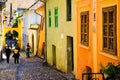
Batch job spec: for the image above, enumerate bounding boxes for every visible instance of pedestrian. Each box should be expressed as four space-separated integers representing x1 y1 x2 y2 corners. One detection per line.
5 45 11 63
13 46 20 64
26 43 31 58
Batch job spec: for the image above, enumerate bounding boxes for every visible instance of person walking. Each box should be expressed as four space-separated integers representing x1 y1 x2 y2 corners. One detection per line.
5 46 11 63
26 43 31 58
13 46 20 64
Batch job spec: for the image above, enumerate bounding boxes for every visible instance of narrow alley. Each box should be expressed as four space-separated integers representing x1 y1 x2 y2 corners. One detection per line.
0 51 74 80
1 0 120 79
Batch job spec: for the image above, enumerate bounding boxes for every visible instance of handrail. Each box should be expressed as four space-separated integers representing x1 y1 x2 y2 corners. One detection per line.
82 72 105 80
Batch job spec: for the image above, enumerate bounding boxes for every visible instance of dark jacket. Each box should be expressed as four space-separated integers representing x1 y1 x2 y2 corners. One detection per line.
5 48 11 56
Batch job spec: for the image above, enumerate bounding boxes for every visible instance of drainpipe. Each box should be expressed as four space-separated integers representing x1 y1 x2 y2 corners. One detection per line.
34 10 42 56
44 1 47 63
34 10 42 17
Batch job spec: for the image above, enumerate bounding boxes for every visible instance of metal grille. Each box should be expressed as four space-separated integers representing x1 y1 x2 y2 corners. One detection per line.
82 73 105 80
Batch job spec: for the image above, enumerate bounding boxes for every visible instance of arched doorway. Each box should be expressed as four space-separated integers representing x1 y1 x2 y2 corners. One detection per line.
5 30 18 49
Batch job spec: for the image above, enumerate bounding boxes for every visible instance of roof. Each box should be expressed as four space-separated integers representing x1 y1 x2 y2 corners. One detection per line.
28 0 44 9
17 0 44 9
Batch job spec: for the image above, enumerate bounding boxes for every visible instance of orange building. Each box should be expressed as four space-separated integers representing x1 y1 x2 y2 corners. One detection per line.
35 5 45 58
76 0 120 79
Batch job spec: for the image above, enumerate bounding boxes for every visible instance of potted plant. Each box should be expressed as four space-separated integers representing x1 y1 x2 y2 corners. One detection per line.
100 62 120 80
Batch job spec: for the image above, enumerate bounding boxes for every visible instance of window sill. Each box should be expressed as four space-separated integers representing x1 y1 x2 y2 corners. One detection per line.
79 44 89 49
99 51 118 60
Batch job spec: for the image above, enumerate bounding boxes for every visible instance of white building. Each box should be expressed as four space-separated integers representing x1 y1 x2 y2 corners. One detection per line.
22 9 41 54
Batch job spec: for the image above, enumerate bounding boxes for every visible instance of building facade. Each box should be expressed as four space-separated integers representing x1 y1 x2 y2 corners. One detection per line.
22 9 41 55
0 1 6 60
46 0 76 73
2 0 23 49
0 2 6 45
75 0 120 79
35 5 45 58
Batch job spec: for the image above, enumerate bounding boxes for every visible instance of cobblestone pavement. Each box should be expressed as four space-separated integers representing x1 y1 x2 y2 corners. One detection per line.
0 52 75 80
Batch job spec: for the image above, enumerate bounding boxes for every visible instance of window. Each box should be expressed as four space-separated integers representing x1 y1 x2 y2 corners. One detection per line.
48 10 51 27
81 11 89 46
54 8 58 27
102 6 117 55
67 0 71 21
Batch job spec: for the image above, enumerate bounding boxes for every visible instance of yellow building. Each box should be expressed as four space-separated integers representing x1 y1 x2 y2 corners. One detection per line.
28 24 39 55
46 0 76 74
3 19 23 49
2 0 22 49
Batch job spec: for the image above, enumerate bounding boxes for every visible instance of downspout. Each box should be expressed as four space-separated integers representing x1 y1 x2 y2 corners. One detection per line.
34 10 42 17
44 1 47 63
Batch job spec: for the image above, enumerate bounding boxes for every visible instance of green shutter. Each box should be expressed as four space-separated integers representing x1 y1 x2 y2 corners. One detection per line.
54 8 58 27
48 10 51 27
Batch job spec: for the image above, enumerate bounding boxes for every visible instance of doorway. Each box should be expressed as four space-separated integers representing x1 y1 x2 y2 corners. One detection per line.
52 45 56 66
32 34 34 53
5 30 18 49
67 36 74 72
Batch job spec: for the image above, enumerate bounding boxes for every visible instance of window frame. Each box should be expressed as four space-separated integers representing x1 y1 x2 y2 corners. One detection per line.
80 11 89 46
66 0 72 21
102 5 117 55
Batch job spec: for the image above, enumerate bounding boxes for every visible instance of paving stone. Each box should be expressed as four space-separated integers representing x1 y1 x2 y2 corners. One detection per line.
0 52 74 80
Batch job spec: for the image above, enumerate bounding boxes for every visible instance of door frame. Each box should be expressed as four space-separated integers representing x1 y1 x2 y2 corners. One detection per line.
67 36 74 73
52 44 56 66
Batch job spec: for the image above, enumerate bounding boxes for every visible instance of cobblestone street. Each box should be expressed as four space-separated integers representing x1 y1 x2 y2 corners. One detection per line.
0 52 75 80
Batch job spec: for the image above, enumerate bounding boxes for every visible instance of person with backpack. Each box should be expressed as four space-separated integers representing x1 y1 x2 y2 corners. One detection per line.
13 46 20 64
26 43 31 58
